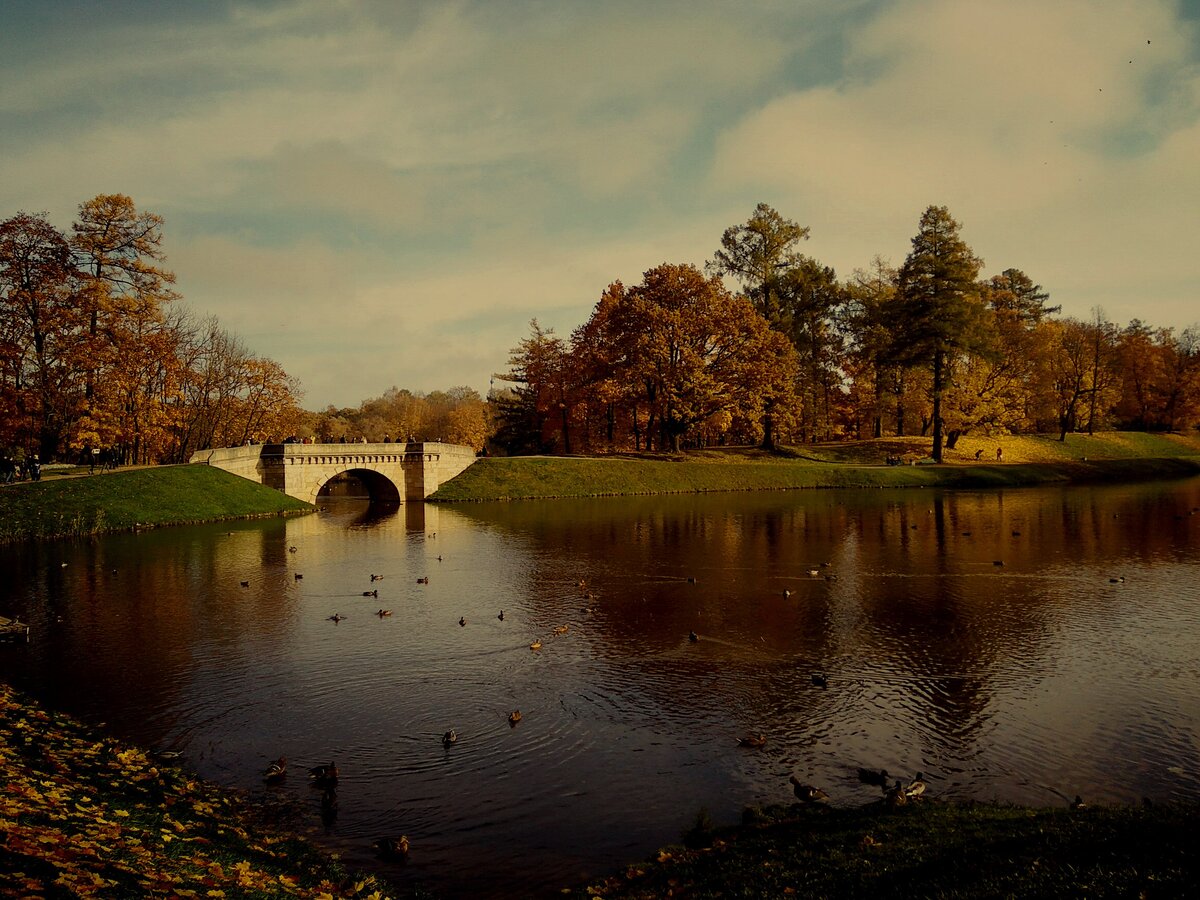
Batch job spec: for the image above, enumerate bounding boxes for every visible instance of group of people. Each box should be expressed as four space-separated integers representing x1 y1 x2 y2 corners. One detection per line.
973 447 1004 461
1 453 40 483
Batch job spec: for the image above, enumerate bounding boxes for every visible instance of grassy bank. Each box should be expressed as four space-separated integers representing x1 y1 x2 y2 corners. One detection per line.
432 432 1200 501
0 465 312 544
570 798 1200 899
0 683 391 898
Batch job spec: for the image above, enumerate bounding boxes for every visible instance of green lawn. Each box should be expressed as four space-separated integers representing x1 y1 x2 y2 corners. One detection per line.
0 465 312 543
432 432 1200 501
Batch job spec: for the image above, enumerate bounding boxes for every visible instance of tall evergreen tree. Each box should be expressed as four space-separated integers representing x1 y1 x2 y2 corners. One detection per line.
889 206 992 462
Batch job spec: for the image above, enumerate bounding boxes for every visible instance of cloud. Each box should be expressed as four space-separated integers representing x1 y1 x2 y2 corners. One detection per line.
710 0 1200 324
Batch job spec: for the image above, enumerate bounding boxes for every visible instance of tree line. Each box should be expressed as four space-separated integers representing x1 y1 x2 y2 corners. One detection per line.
0 195 305 464
492 203 1200 460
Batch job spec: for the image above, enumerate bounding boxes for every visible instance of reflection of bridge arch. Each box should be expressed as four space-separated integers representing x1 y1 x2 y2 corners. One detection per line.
189 442 477 504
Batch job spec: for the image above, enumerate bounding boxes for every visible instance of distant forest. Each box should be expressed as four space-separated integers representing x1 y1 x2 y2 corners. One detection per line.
4 199 1196 464
491 204 1199 461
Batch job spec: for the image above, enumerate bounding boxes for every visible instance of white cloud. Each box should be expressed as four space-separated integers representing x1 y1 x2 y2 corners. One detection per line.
710 0 1200 325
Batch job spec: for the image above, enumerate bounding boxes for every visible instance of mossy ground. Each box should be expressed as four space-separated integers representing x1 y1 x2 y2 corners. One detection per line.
433 432 1200 501
0 683 393 898
0 465 312 543
570 799 1200 899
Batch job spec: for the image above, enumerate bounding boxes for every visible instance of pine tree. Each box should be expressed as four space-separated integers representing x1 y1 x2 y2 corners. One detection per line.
889 206 993 462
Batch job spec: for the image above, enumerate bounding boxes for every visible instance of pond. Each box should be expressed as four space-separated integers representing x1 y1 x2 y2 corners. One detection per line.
2 478 1199 897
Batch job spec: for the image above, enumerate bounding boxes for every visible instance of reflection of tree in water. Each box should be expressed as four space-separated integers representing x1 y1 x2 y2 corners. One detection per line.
448 480 1200 782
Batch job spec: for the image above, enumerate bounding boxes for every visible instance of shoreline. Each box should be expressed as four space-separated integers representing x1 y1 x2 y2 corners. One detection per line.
4 680 1197 899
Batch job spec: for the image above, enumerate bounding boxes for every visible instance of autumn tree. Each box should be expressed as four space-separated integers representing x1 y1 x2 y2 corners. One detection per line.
0 213 89 457
844 258 900 437
70 195 181 460
584 263 799 451
888 206 993 461
777 257 846 441
491 320 572 454
709 202 810 327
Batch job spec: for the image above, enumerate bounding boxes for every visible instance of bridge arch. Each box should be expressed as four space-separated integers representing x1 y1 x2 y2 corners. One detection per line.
315 467 401 504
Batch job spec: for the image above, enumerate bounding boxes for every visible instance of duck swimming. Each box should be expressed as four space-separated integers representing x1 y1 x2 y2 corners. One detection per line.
857 767 889 787
442 730 457 747
374 835 410 859
309 762 338 786
737 733 767 748
263 756 287 783
789 775 829 804
508 710 522 725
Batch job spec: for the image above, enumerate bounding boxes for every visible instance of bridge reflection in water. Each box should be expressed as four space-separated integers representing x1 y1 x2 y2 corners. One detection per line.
188 441 477 503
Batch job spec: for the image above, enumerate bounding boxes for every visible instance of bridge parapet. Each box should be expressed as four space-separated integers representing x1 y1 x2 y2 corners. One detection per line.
189 441 477 503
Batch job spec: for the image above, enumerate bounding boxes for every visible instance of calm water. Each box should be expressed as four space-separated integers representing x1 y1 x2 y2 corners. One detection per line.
2 479 1200 897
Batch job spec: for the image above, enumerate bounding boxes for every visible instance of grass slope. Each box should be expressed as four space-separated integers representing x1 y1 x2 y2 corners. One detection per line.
0 465 312 543
570 800 1200 899
432 432 1200 502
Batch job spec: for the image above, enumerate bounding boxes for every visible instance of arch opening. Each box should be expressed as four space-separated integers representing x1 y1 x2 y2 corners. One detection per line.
317 468 402 505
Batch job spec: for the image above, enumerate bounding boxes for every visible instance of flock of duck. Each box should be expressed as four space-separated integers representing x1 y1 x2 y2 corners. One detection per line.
259 543 555 859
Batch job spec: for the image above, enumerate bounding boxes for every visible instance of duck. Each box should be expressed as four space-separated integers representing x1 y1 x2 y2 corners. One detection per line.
782 589 792 598
370 574 384 582
686 576 697 584
789 775 830 804
857 767 889 788
992 560 1004 567
737 733 767 748
309 761 338 786
497 610 505 621
240 580 250 588
508 710 522 725
1109 576 1125 584
807 569 820 577
811 673 828 688
437 555 443 562
363 589 378 598
459 617 467 627
288 546 298 553
1071 794 1087 810
689 631 699 643
374 835 410 859
417 576 429 585
553 624 569 636
885 779 908 807
442 730 457 747
327 613 346 623
376 609 392 617
294 573 303 580
529 640 542 651
905 772 927 799
263 756 287 783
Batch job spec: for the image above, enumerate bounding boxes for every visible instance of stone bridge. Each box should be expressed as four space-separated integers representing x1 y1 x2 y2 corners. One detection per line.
188 441 478 504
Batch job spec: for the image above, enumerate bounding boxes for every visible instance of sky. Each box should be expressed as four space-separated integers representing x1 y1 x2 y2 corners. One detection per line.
2 0 1198 409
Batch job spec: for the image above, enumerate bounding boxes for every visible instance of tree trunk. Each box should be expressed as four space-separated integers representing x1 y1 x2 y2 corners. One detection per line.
931 351 944 463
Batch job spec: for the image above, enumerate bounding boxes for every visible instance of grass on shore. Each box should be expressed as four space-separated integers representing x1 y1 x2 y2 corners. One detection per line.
570 798 1200 899
0 682 392 899
0 465 312 544
433 432 1200 502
